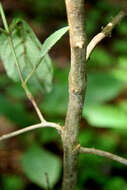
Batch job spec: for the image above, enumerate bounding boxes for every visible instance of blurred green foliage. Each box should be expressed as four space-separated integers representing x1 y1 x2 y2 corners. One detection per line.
2 175 25 190
21 144 61 189
0 0 127 190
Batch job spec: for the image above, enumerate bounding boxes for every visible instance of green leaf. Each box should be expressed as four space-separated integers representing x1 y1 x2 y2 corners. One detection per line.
85 72 123 105
21 144 61 189
0 19 53 92
83 104 127 129
41 82 68 116
41 26 69 58
40 67 68 116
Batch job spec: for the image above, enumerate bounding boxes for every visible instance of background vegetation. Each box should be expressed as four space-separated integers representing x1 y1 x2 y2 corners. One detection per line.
0 0 127 189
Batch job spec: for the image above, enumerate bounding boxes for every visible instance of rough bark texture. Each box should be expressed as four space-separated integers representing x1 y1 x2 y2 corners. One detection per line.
62 0 86 189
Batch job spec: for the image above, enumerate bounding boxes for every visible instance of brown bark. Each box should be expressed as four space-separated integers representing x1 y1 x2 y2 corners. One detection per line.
62 0 86 189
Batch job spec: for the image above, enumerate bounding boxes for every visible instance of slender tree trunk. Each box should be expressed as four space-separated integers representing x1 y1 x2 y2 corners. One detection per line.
62 0 86 189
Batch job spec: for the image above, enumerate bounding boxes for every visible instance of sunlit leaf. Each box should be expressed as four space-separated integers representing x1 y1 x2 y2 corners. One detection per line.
83 104 127 128
41 26 69 58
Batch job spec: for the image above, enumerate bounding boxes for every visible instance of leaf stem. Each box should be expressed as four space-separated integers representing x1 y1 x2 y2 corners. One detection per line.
0 3 9 32
0 2 24 83
24 60 41 84
22 83 46 122
8 36 24 83
24 54 46 85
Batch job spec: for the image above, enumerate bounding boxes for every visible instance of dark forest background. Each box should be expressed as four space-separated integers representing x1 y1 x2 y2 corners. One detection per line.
0 0 127 189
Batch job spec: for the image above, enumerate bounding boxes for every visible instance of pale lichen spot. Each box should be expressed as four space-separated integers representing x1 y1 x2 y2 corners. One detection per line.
76 41 84 48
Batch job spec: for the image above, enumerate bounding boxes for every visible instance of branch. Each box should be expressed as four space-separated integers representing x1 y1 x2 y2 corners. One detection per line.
79 147 127 166
23 85 46 122
0 122 62 141
86 7 127 60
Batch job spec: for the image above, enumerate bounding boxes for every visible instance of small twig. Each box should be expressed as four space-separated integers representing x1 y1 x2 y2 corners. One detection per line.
79 147 127 166
28 94 45 122
0 122 62 141
23 84 45 122
86 7 127 60
45 172 50 190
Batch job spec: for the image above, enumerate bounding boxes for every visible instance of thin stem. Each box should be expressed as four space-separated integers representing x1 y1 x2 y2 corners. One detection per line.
28 94 45 122
79 147 127 166
86 7 127 60
8 37 24 83
0 2 24 83
0 122 62 141
45 173 50 190
22 84 45 122
24 61 40 84
0 3 9 32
